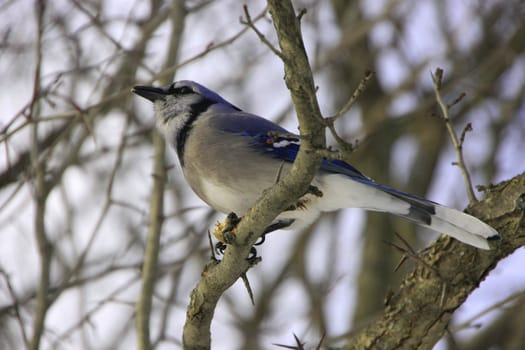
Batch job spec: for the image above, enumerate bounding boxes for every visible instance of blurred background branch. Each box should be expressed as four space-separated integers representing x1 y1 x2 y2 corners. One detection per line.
0 0 524 349
135 2 186 349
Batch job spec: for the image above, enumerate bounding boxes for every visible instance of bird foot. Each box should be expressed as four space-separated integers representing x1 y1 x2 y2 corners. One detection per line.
285 199 308 211
213 212 241 243
214 241 259 260
306 185 323 197
213 216 295 259
283 186 322 212
213 213 259 258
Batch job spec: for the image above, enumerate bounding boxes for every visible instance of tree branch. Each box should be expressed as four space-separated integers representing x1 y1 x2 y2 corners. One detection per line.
29 2 52 350
135 129 166 350
136 1 186 349
182 0 326 348
343 172 525 349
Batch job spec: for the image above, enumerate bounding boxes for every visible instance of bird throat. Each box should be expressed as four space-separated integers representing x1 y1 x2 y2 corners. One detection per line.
176 100 216 165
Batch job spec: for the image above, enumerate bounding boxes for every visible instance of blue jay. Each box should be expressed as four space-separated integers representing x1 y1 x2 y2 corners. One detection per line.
132 80 499 250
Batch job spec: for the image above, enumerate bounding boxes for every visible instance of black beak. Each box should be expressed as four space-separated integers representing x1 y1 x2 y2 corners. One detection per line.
132 85 166 102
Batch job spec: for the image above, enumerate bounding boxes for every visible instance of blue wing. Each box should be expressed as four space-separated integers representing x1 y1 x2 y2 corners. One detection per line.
211 112 368 180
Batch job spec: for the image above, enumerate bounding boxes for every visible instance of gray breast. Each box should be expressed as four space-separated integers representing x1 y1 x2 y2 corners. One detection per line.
180 114 291 214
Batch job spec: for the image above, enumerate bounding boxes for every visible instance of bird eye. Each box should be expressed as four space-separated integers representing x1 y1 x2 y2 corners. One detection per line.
169 85 193 95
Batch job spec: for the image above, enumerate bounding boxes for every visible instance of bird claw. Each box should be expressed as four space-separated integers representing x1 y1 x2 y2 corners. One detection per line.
222 230 237 245
213 213 260 260
248 246 259 260
254 233 266 246
213 212 241 243
212 215 292 260
306 185 323 197
215 241 227 256
214 240 260 260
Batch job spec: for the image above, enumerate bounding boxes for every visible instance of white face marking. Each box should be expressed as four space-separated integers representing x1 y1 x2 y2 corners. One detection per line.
153 99 187 142
154 93 201 138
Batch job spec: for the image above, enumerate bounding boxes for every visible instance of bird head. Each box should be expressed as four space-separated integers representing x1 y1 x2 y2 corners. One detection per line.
132 80 240 139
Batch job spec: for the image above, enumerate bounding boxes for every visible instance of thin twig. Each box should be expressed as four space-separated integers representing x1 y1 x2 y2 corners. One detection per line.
451 290 525 332
388 233 449 307
323 71 372 153
0 270 29 347
273 333 306 349
241 5 284 59
326 122 358 153
241 273 256 306
431 68 477 204
52 274 139 347
388 232 441 279
447 91 466 109
207 230 217 260
327 70 374 123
